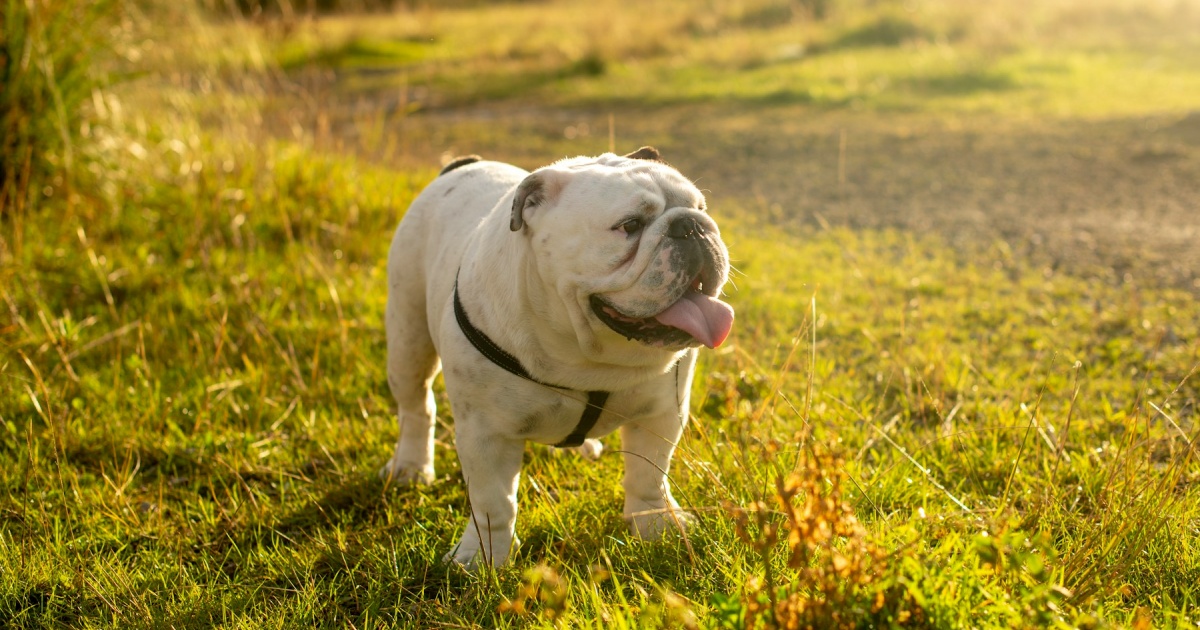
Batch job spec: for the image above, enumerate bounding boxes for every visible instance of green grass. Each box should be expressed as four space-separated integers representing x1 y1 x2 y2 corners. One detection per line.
2 0 1200 627
237 0 1200 117
4 148 1198 625
1 0 115 228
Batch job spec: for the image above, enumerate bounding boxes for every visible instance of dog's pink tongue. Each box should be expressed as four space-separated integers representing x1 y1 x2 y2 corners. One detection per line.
653 293 735 348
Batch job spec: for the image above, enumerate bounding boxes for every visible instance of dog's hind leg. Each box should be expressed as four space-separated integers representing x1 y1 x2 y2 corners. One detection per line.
576 438 604 460
380 288 441 485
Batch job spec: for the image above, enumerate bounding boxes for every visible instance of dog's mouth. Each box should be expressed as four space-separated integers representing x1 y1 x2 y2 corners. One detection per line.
591 278 734 349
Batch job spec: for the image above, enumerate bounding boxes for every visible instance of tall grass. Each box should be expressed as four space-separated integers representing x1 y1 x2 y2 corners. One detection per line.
0 0 115 238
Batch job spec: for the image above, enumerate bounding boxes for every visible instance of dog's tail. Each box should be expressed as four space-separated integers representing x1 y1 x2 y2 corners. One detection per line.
439 155 483 176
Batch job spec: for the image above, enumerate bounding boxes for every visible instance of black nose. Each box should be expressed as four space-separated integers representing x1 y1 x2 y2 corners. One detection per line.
667 216 704 240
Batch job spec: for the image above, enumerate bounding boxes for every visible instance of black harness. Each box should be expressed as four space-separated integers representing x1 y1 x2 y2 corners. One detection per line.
453 278 609 448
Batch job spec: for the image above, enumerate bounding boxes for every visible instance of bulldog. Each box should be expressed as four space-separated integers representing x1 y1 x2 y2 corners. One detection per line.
381 147 733 567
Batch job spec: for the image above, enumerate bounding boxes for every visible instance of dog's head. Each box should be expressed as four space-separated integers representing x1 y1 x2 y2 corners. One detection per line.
510 147 733 359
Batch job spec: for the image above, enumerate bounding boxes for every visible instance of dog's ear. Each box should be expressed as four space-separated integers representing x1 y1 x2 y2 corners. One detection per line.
510 172 558 231
439 154 482 176
624 146 662 161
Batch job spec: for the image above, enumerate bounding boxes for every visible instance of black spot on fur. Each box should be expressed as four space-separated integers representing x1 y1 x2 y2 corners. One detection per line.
632 400 657 417
439 155 483 176
518 414 540 435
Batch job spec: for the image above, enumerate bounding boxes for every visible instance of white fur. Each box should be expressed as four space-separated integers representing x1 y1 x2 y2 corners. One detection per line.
381 153 726 568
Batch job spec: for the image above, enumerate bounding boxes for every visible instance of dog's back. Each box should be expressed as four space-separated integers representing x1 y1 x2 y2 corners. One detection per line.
389 159 527 283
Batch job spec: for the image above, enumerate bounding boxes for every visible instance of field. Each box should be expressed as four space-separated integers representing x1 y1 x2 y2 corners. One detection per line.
2 0 1199 627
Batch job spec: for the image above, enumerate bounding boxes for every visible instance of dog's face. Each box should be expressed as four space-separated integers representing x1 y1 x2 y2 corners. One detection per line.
511 149 733 359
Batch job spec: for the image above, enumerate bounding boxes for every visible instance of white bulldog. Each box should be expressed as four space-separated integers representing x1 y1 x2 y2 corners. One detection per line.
381 147 733 568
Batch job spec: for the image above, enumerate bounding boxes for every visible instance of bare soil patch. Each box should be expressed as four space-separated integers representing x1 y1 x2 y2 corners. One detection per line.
270 80 1200 290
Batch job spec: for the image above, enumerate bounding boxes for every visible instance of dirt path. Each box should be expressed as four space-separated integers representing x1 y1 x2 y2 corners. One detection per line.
276 85 1200 290
665 107 1200 290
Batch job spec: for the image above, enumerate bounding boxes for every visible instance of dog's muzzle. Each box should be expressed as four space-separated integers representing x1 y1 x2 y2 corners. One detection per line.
592 213 733 349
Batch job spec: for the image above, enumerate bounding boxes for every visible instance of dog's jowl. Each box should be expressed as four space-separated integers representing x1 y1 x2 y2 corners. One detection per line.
382 147 733 568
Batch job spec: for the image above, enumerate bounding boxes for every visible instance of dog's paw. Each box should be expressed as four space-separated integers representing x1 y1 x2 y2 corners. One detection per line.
576 438 603 460
443 534 520 569
549 438 604 460
378 459 434 485
626 506 695 540
443 541 480 570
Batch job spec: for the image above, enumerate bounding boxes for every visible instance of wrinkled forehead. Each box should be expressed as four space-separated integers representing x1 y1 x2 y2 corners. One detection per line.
644 167 705 210
559 158 705 210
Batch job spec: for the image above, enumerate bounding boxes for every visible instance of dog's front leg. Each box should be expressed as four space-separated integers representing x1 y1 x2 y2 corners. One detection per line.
620 413 694 539
622 353 697 539
445 424 524 568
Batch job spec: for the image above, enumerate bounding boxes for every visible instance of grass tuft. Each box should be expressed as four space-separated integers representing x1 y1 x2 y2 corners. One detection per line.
0 0 116 235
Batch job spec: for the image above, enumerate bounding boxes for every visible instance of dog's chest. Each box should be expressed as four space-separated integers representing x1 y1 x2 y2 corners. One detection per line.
505 382 678 444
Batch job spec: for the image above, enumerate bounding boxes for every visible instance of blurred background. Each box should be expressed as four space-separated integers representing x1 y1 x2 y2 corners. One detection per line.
7 0 1200 288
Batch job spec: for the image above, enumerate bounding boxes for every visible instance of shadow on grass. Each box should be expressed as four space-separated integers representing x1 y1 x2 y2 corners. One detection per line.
828 13 932 49
901 68 1019 96
218 472 406 559
0 583 106 629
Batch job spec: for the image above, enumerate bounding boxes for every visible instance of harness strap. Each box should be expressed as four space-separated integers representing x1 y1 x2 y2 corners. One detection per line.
558 390 610 449
453 276 609 448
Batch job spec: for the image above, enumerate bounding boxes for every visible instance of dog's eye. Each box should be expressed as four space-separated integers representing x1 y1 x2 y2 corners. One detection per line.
615 217 644 236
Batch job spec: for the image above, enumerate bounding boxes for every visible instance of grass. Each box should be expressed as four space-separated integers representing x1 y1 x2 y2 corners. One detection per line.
1 0 115 240
241 0 1200 116
2 0 1199 627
